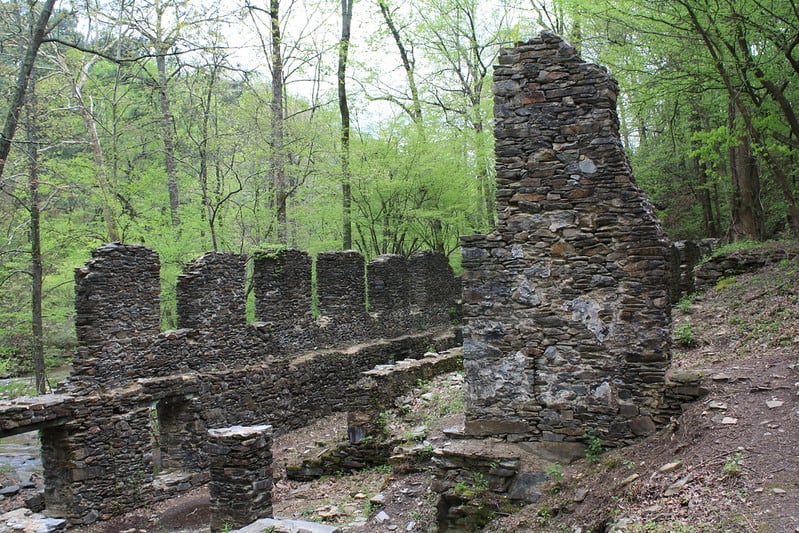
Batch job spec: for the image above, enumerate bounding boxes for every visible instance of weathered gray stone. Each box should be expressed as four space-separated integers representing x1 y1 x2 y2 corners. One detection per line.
461 32 671 446
0 242 462 527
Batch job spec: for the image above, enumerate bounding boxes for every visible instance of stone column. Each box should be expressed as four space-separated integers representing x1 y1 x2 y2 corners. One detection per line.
252 249 313 324
207 425 274 532
316 250 367 320
176 252 247 330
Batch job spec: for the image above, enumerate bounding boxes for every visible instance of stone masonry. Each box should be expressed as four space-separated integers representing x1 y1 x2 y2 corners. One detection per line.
0 243 461 526
461 33 672 446
207 425 273 532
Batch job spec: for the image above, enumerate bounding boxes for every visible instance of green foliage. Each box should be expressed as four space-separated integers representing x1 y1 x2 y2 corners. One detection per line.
545 462 563 483
723 452 743 478
584 433 604 463
374 410 391 435
674 320 696 347
710 240 763 258
715 277 737 291
454 472 489 498
676 294 696 314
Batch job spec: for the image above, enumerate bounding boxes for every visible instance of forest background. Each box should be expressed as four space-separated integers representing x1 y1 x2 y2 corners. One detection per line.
0 0 797 390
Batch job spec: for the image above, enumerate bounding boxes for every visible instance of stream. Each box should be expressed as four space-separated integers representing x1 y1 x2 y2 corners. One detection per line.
0 368 71 485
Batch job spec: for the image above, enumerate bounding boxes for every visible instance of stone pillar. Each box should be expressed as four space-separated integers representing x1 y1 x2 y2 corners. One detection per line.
408 250 460 324
74 243 160 347
461 32 671 445
207 425 273 533
177 252 247 330
367 254 409 319
316 250 366 320
252 249 313 324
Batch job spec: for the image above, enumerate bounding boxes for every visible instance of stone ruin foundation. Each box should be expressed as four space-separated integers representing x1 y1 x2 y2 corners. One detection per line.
428 31 679 531
0 32 712 533
0 244 461 528
461 32 672 449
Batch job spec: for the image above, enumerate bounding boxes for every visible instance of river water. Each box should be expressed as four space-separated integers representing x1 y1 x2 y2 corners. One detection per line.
0 369 71 484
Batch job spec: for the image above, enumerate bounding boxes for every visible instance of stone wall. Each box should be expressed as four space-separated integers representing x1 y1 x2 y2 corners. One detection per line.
74 243 160 348
0 243 461 526
253 249 313 325
461 32 672 446
693 241 799 290
207 425 273 532
177 252 248 329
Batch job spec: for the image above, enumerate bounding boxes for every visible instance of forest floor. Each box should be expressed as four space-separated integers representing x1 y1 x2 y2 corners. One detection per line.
3 257 799 533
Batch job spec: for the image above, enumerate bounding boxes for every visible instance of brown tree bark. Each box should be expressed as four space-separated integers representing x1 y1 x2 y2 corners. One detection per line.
727 104 763 241
270 0 288 243
25 79 46 395
156 50 181 228
339 0 354 250
0 0 57 181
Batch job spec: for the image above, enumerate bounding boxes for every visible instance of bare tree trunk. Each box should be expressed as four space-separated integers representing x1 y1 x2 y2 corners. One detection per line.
270 0 288 243
198 64 218 250
69 58 120 241
339 0 354 250
156 51 180 228
378 0 422 125
728 103 763 241
0 0 57 181
25 79 46 395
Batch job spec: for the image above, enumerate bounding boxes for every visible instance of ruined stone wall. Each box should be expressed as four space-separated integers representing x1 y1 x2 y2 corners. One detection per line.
461 33 672 446
177 252 248 329
74 243 160 348
1 243 461 526
253 249 313 325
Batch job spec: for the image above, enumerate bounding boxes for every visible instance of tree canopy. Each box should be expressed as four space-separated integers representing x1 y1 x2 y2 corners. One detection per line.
0 0 797 381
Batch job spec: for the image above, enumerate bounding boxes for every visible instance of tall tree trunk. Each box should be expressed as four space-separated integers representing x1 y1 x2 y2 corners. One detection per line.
70 58 120 241
25 80 46 395
198 65 218 250
156 52 180 228
378 0 422 125
727 103 763 241
693 156 718 237
339 0 354 250
0 0 57 181
270 0 288 243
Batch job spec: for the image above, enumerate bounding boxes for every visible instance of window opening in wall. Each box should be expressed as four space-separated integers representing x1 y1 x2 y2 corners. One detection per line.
152 396 191 475
40 427 69 515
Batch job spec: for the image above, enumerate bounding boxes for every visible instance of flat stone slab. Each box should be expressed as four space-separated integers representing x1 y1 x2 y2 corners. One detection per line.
232 517 338 533
0 508 66 532
208 424 273 438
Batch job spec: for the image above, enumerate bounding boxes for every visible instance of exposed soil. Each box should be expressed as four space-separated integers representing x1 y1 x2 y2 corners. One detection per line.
5 258 799 533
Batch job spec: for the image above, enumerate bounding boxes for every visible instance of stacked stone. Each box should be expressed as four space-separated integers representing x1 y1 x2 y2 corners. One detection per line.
693 242 798 290
177 252 247 330
252 249 313 324
315 250 369 343
207 425 273 533
41 399 155 525
74 243 160 348
669 241 702 303
14 241 463 528
367 254 410 334
461 32 672 446
408 251 460 325
347 348 462 444
661 368 709 418
431 444 537 531
0 394 72 438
